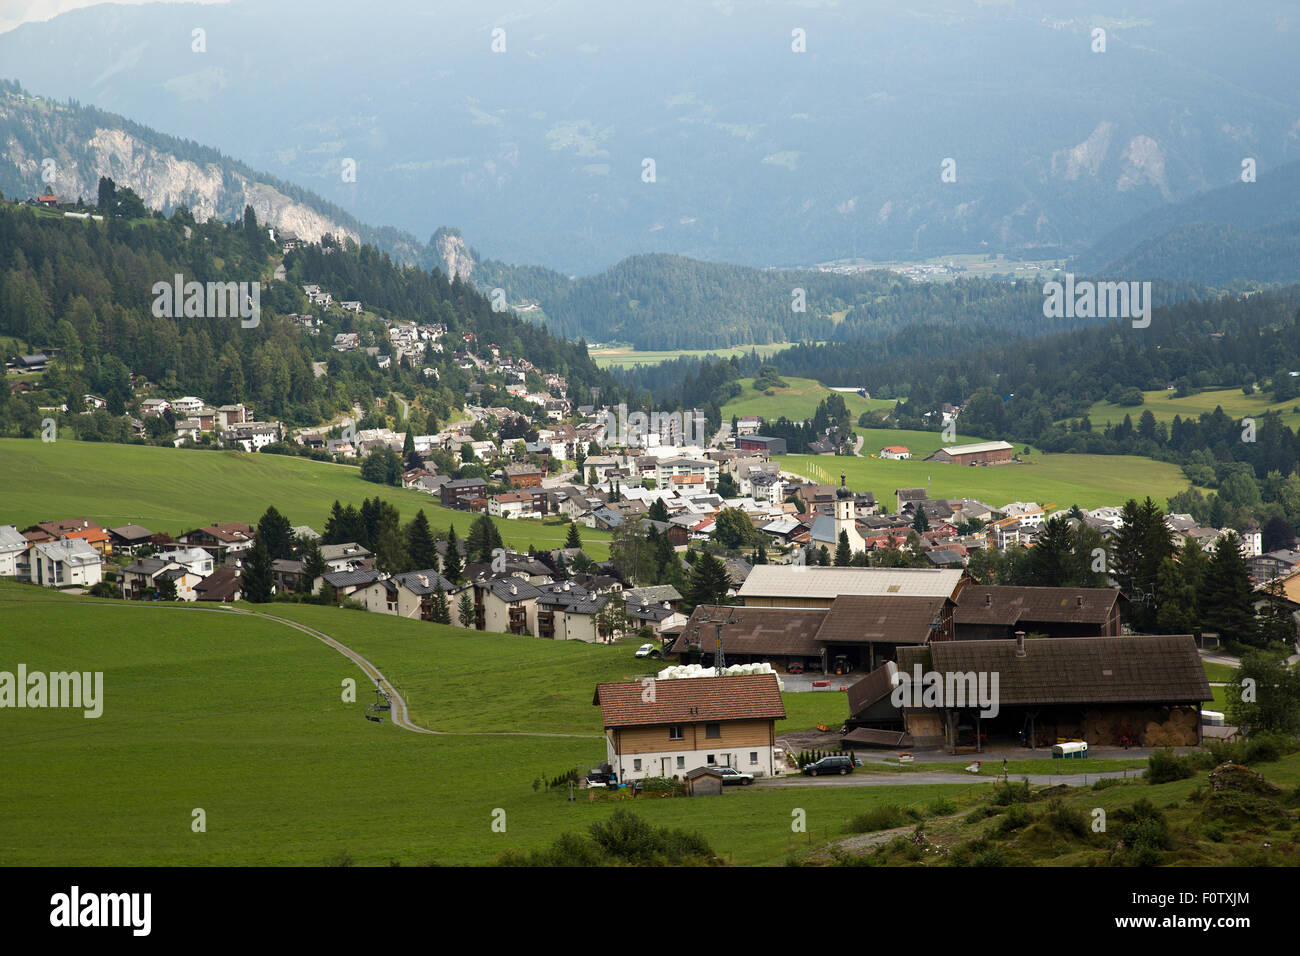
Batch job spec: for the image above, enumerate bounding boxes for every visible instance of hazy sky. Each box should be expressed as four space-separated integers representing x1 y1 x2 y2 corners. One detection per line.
0 0 228 35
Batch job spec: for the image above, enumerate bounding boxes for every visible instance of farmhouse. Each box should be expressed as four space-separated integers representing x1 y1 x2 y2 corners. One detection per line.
897 634 1212 753
593 674 786 782
924 440 1015 466
954 585 1124 640
504 463 544 488
737 565 965 609
879 445 911 460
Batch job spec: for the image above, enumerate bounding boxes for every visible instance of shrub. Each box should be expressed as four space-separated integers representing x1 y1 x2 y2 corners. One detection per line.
996 803 1032 835
847 805 909 833
1146 749 1194 784
990 780 1031 806
1201 823 1226 843
973 845 1007 867
1043 799 1090 838
926 798 958 816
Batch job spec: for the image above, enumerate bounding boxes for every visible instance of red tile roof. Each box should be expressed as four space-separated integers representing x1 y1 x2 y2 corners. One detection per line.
594 674 785 728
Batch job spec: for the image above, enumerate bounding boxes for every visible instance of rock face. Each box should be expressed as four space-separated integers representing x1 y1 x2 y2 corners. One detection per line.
0 89 357 245
433 229 475 282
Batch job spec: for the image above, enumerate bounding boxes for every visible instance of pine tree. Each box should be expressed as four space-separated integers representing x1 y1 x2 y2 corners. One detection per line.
1202 531 1260 647
242 537 274 603
565 523 582 549
817 545 831 566
754 542 768 565
257 505 294 560
648 498 669 522
300 538 325 593
686 550 731 610
156 574 177 602
912 507 929 533
406 509 438 570
431 584 451 624
834 530 852 566
442 525 463 583
456 591 476 629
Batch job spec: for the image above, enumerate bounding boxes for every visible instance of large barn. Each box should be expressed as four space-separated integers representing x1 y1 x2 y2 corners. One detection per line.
924 440 1014 466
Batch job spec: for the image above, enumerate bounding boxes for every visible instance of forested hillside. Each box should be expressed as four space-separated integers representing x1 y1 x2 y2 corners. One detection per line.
0 196 616 438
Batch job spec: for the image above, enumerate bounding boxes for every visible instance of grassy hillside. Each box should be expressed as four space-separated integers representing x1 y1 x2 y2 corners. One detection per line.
1081 388 1300 431
0 583 953 866
0 438 610 558
721 377 894 423
779 439 1190 511
591 343 797 370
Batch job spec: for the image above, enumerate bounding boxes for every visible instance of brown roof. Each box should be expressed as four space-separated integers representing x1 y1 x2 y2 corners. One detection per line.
194 567 243 601
846 662 900 715
816 594 950 645
843 727 912 748
594 674 786 728
897 635 1211 706
670 605 826 658
955 585 1120 627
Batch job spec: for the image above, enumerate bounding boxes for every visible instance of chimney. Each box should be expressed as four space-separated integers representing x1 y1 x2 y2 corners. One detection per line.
1076 595 1083 608
984 593 991 607
1015 630 1026 657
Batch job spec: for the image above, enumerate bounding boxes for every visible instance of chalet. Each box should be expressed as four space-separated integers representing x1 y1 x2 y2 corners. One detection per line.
312 568 385 599
319 542 373 573
178 523 256 560
475 576 543 634
593 674 787 782
10 354 49 373
536 583 612 643
357 569 457 620
924 440 1015 467
121 558 203 601
271 559 305 594
25 519 113 555
194 567 243 602
489 491 537 518
897 634 1212 752
953 586 1123 640
504 463 544 488
109 525 156 554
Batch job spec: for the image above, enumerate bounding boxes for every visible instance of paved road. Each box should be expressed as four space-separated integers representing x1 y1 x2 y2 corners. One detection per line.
756 768 1142 788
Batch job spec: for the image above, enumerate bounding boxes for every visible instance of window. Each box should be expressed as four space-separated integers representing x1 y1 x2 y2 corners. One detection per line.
668 725 684 740
750 751 759 765
706 754 716 765
633 759 642 772
675 756 685 769
705 723 720 739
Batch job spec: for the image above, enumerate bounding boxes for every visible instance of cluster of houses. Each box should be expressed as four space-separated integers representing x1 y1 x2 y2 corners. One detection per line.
593 564 1221 783
136 397 283 452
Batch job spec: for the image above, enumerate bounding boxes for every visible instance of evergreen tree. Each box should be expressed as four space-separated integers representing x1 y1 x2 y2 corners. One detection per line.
817 545 831 566
257 505 294 560
754 542 768 565
406 509 438 570
1202 531 1260 647
1257 578 1298 646
911 507 929 533
686 549 731 610
156 574 177 602
1023 516 1074 587
648 498 669 522
456 591 476 629
442 525 463 583
242 538 275 603
301 538 325 593
834 530 852 566
431 583 451 624
565 523 582 549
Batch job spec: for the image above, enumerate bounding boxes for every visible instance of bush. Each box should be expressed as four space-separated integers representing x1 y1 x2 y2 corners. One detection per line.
1146 749 1195 784
847 805 909 833
926 798 958 816
995 803 1032 835
990 780 1032 806
973 845 1007 867
1043 799 1090 838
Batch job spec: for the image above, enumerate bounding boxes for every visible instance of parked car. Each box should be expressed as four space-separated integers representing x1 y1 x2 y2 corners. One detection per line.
586 764 617 787
787 661 804 674
802 755 853 776
715 767 754 786
634 643 656 658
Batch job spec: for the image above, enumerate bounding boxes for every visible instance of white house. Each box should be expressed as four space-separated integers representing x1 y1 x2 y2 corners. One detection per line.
0 525 28 577
30 538 103 589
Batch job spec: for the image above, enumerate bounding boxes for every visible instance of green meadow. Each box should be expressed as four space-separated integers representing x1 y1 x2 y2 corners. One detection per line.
590 342 798 369
0 583 964 866
1081 387 1300 431
721 376 893 423
779 432 1190 511
0 437 609 558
